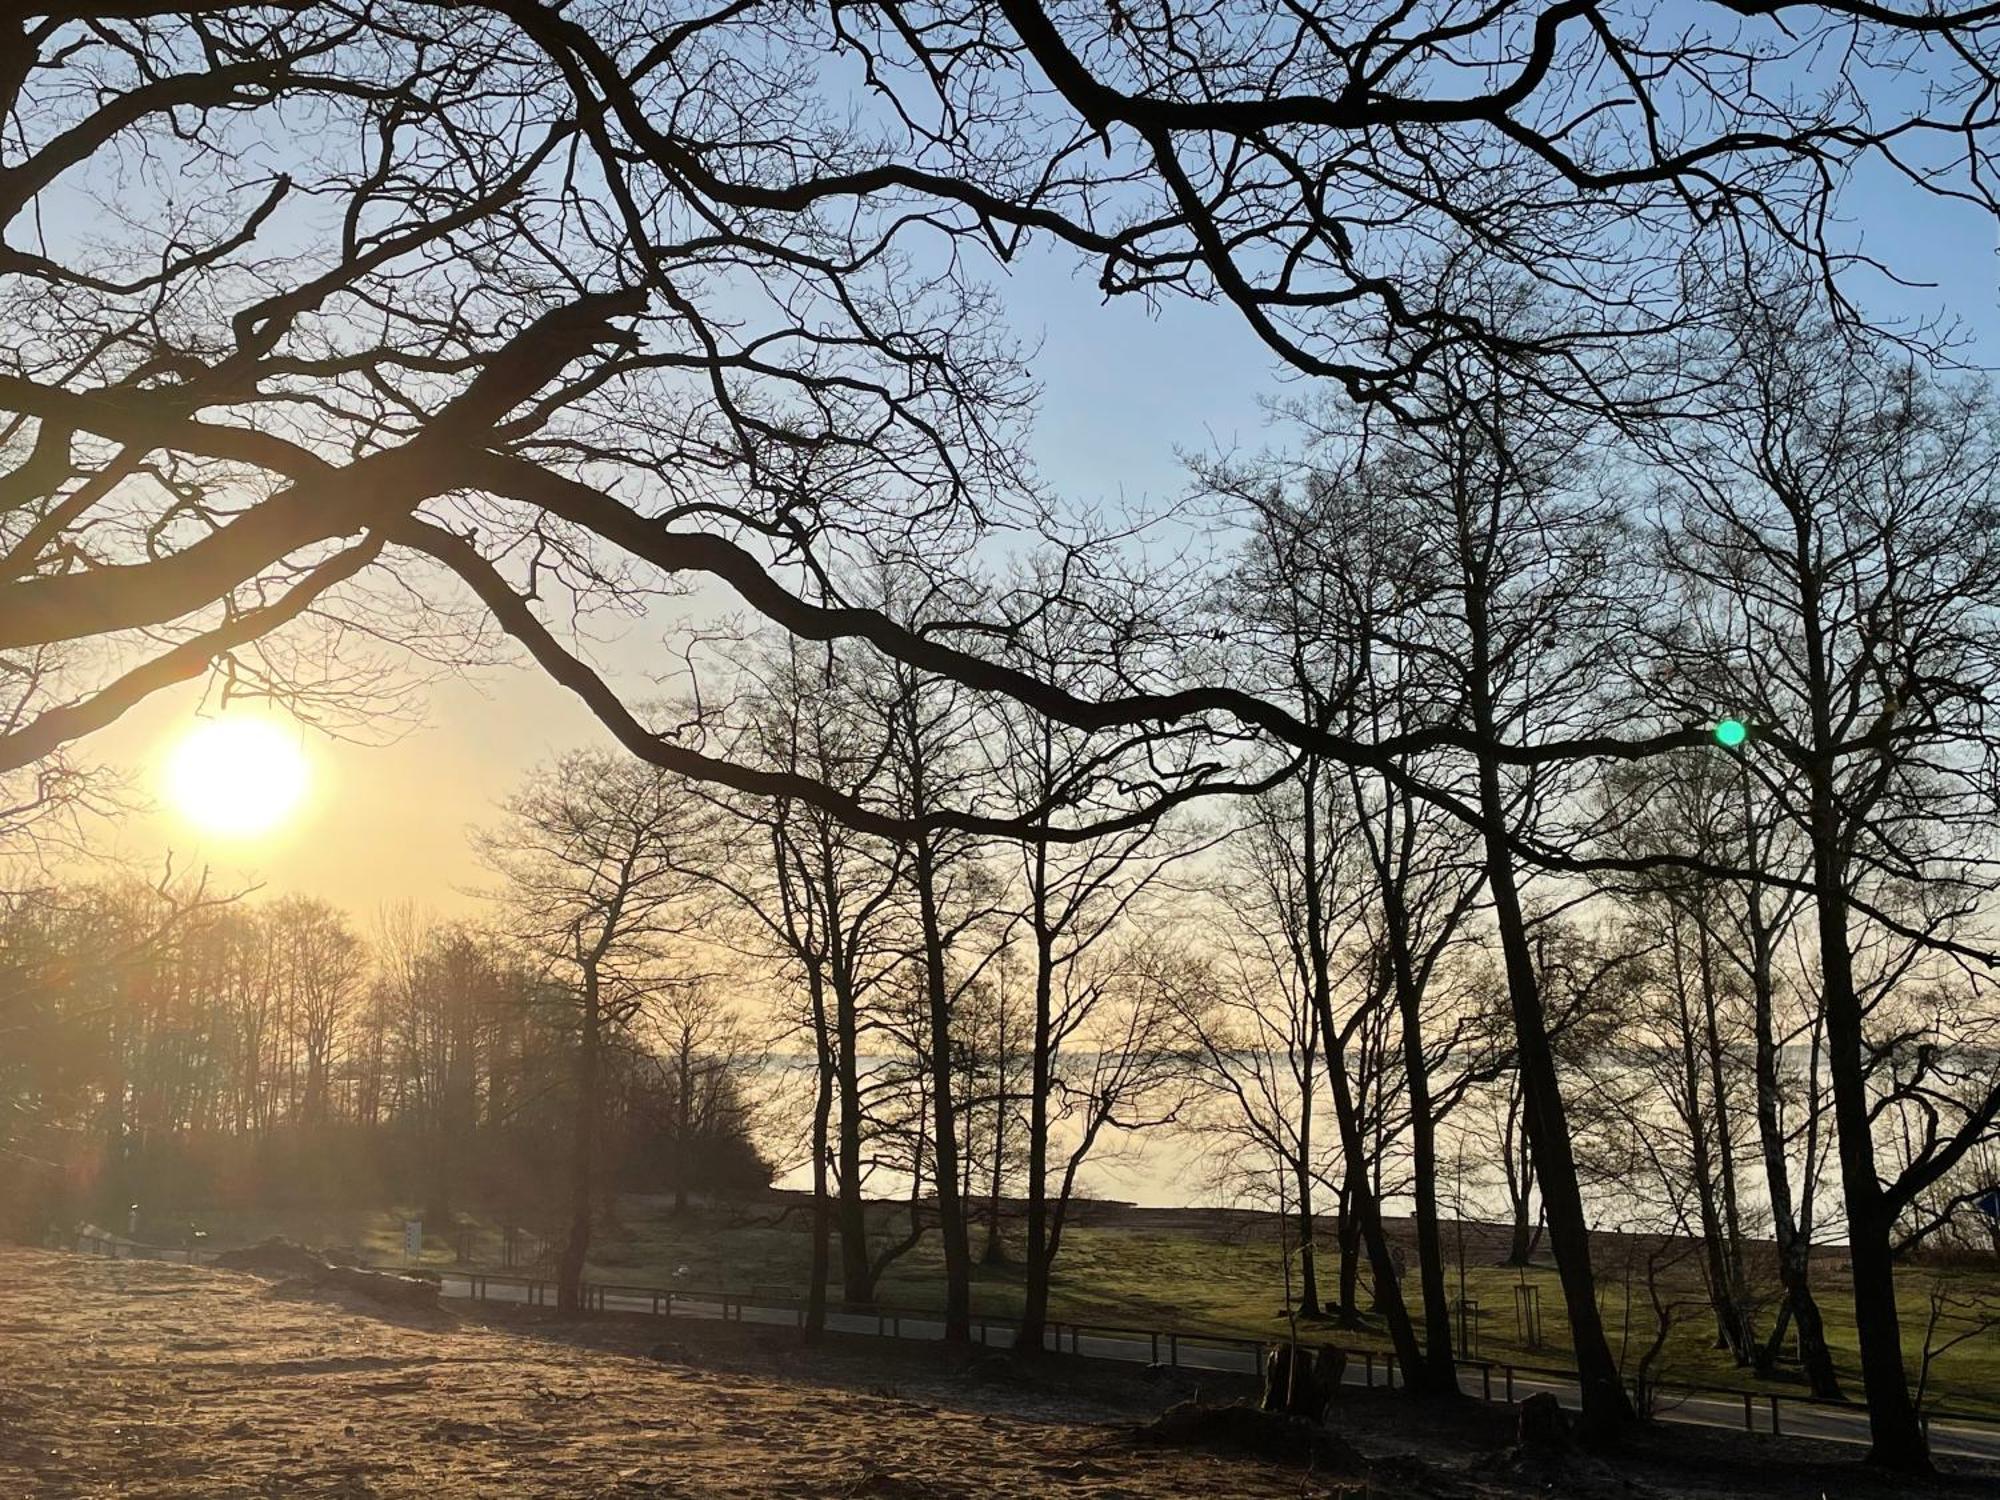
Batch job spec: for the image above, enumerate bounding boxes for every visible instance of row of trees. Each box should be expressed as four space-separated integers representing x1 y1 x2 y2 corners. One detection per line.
0 881 767 1248
526 296 1996 1472
1172 299 2000 1452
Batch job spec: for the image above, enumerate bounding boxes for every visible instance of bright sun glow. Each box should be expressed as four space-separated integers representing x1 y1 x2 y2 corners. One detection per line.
165 716 310 837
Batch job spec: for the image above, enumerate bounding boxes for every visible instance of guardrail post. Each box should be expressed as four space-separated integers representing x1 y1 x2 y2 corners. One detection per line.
1505 1366 1514 1403
1769 1395 1780 1437
1481 1365 1491 1402
1364 1352 1374 1388
1743 1393 1754 1434
1169 1332 1178 1368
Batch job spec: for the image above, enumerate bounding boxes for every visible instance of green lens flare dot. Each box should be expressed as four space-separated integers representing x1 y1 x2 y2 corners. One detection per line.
1713 718 1748 748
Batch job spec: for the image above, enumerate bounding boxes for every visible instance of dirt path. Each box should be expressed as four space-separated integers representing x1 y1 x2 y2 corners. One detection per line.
0 1249 1347 1498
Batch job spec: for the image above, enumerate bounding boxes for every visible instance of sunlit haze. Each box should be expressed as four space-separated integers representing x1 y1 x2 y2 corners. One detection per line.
163 715 310 838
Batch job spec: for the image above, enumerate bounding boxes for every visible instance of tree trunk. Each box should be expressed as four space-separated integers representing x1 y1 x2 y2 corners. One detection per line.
826 917 872 1305
1334 1164 1363 1328
674 1038 693 1216
1460 538 1629 1438
1693 914 1755 1361
1293 1156 1321 1318
1743 810 1843 1398
1320 1026 1428 1386
1386 885 1457 1394
1506 1194 1535 1266
983 1000 1009 1266
806 964 833 1340
1501 1082 1539 1267
1761 1243 1841 1397
557 968 599 1314
914 836 972 1342
1017 912 1055 1356
1481 832 1630 1439
1790 525 1926 1468
1671 929 1746 1360
1814 791 1927 1469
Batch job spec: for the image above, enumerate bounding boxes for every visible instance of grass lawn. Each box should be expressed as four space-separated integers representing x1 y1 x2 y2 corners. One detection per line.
158 1192 2000 1420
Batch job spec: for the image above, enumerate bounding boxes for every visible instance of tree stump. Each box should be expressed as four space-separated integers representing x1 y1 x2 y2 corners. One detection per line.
1517 1391 1571 1450
1260 1343 1346 1421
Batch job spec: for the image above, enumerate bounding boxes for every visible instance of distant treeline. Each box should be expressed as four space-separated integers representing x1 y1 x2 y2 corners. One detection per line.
0 882 769 1239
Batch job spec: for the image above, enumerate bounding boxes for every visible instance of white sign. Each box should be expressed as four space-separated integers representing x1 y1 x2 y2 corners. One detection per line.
403 1218 422 1262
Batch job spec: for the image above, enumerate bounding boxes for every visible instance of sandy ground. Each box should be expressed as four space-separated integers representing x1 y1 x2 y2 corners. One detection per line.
0 1249 1350 1498
1 1246 1995 1499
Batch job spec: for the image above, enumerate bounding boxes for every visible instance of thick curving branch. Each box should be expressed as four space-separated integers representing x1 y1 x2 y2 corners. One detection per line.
0 534 383 774
394 514 1292 844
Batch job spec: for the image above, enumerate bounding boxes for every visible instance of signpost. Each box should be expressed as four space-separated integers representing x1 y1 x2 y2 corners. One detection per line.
403 1218 422 1265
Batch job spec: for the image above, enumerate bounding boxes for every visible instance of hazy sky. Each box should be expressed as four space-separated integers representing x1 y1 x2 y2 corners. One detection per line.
80 143 2000 919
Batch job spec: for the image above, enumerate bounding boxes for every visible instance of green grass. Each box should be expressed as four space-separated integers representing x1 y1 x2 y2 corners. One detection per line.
162 1194 2000 1420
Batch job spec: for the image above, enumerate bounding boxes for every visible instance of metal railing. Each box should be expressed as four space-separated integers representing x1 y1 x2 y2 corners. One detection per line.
430 1266 2000 1447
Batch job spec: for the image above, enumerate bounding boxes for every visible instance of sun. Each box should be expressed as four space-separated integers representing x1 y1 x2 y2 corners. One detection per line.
164 716 310 837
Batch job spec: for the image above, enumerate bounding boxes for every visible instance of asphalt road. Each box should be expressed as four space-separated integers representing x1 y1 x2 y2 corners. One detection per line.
434 1274 2000 1463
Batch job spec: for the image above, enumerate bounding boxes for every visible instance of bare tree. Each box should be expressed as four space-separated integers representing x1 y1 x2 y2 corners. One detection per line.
699 636 920 1316
983 559 1196 1355
649 979 758 1216
269 895 366 1128
1645 303 2000 1468
370 904 488 1227
477 751 714 1311
869 612 1008 1343
1176 903 1334 1318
